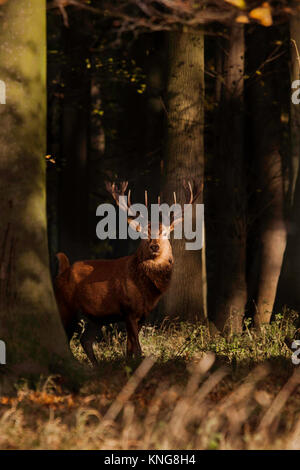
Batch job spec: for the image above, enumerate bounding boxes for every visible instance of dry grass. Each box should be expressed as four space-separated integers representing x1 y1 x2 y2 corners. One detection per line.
0 314 300 450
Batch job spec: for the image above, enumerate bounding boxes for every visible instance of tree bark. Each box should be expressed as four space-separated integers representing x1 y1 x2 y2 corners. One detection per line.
290 16 300 205
276 17 300 311
255 152 286 325
214 24 247 334
0 0 72 377
248 26 287 326
59 12 91 262
162 31 205 322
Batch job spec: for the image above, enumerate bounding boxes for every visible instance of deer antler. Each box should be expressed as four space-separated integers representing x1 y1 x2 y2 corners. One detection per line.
170 180 203 230
105 181 151 231
105 181 134 216
183 179 203 205
105 180 202 233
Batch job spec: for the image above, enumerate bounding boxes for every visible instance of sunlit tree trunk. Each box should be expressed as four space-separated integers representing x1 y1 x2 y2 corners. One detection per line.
255 154 286 326
214 24 247 334
248 27 287 326
0 0 72 377
162 30 206 322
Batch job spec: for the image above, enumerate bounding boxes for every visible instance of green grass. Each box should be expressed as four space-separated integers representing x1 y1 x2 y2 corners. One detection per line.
72 309 298 366
0 310 300 450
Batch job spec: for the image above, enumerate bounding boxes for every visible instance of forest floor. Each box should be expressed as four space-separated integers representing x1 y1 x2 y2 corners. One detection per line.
1 311 300 450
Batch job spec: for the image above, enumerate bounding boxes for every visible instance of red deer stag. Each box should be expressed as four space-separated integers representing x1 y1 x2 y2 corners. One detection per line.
55 181 200 366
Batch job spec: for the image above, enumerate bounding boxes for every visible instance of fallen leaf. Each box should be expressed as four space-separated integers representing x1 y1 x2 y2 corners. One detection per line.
0 397 10 405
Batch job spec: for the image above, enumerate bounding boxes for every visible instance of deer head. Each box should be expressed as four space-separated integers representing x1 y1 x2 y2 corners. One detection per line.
105 180 202 261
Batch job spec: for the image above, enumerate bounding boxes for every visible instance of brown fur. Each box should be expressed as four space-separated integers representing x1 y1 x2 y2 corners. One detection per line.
55 235 174 365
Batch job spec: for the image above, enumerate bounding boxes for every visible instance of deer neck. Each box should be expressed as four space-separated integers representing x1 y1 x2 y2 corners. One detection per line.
134 245 174 292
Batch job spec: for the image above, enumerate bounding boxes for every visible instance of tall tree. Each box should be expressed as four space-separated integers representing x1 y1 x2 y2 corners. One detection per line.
59 11 91 262
248 26 287 326
277 16 300 311
290 18 300 204
162 30 205 322
0 0 72 376
213 24 247 334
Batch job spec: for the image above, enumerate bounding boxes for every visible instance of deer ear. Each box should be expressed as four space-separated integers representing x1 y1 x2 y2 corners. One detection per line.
128 217 141 232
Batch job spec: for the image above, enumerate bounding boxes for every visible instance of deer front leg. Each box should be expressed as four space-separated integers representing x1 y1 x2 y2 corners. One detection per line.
125 316 142 358
80 322 98 367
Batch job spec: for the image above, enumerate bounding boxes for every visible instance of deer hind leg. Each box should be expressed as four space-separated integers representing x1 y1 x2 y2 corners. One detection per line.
56 297 77 342
125 316 142 358
80 321 98 367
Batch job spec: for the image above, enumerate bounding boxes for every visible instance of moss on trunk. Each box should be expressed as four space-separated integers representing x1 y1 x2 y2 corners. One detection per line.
0 0 74 379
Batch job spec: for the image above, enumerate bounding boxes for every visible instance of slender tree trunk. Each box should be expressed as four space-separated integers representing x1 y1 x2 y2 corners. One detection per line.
0 0 71 377
290 17 300 205
248 27 287 326
47 40 62 278
145 33 165 202
214 24 247 334
89 76 106 248
276 17 300 311
162 30 205 322
90 79 105 161
59 12 91 262
255 152 286 325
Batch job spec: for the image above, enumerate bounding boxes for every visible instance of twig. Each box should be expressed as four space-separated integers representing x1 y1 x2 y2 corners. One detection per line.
102 356 156 423
258 367 300 434
291 38 300 74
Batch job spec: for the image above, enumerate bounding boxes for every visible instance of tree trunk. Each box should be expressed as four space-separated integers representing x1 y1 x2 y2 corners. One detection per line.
0 0 72 377
276 17 300 311
290 17 300 205
59 12 91 262
47 12 64 278
162 30 205 322
248 26 287 326
145 33 165 203
255 153 286 325
214 24 247 334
